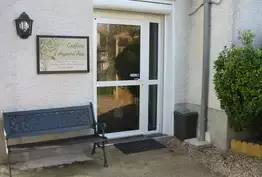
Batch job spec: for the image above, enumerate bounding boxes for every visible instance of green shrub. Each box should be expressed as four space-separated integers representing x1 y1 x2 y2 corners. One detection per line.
213 30 262 132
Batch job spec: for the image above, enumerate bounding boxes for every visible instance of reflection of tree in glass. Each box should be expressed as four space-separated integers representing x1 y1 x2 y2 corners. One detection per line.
115 38 140 98
97 24 140 81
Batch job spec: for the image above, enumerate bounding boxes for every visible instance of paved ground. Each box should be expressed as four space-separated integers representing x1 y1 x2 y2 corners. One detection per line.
0 144 223 177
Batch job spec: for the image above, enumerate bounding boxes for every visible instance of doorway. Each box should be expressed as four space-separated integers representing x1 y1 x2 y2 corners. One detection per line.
94 11 164 139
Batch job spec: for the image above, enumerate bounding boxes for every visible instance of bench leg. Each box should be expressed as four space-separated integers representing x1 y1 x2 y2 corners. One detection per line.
7 152 12 177
102 142 108 167
91 143 96 155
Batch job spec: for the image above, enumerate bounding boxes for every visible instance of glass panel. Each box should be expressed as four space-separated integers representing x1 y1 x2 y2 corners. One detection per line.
149 23 159 80
97 23 141 81
97 86 140 133
148 85 158 131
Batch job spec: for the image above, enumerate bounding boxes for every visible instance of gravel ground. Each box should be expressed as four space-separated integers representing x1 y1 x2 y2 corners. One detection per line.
165 137 262 177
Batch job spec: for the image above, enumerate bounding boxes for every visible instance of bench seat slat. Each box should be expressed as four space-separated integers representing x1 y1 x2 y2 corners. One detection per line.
8 135 106 153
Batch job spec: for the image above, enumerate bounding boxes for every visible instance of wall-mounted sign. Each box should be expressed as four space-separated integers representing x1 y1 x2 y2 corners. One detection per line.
37 35 89 74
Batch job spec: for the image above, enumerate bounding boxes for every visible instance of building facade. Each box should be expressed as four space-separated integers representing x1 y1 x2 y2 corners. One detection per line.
0 0 261 163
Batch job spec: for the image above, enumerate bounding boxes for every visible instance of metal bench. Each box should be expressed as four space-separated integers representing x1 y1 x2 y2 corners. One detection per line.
3 103 108 177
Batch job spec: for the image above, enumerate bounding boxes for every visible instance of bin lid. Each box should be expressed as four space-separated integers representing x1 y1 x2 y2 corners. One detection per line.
174 108 198 115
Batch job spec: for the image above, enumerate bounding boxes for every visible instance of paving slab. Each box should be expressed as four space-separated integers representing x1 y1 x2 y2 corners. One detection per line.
0 145 223 177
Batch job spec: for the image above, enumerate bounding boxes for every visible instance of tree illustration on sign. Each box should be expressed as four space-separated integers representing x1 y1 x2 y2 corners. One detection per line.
39 38 59 71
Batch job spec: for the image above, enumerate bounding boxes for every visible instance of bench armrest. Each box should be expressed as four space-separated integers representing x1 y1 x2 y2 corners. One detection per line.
95 123 107 139
1 110 8 140
3 129 7 140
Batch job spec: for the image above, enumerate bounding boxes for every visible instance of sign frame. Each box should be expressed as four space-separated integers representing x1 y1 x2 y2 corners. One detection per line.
36 35 90 74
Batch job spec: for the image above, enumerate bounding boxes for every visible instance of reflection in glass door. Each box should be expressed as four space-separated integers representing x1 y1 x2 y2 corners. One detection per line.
97 22 141 134
95 17 162 137
97 23 141 81
97 86 140 133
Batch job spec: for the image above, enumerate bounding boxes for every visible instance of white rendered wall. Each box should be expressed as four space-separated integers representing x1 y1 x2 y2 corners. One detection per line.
185 0 262 149
187 0 235 110
0 0 93 163
209 0 235 110
233 0 262 47
186 0 204 107
186 0 235 149
186 0 262 112
187 0 262 110
173 0 191 105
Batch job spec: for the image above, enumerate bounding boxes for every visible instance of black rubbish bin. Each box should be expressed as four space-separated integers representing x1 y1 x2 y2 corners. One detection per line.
174 109 198 141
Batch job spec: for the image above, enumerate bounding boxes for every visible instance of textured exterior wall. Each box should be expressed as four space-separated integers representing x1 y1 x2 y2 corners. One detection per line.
185 103 229 150
0 0 93 163
185 0 234 149
187 0 262 109
184 0 262 149
208 0 234 149
186 0 204 106
208 0 235 110
233 0 262 46
174 0 190 104
187 0 235 110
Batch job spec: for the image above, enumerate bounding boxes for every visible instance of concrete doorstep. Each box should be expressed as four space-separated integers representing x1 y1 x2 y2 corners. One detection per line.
8 143 95 171
184 138 212 148
12 153 93 170
9 135 167 171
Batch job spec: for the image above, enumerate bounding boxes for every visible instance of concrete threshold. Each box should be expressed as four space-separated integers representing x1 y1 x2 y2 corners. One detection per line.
184 138 212 148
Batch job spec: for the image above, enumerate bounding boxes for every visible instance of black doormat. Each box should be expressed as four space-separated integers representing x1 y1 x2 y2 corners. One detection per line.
114 139 166 154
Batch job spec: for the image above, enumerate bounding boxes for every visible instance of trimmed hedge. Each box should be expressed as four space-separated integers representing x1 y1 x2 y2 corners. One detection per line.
213 30 262 132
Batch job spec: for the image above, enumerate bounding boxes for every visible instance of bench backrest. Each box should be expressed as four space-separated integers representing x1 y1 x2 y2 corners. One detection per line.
3 104 96 139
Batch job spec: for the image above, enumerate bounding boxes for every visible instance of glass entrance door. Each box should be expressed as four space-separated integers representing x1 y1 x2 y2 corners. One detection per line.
94 17 163 138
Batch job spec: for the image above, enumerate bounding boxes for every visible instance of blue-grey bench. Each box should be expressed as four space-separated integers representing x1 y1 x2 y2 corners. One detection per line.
3 103 108 177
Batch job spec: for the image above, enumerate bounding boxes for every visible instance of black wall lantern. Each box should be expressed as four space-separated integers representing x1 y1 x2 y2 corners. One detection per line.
15 12 33 39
